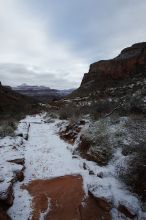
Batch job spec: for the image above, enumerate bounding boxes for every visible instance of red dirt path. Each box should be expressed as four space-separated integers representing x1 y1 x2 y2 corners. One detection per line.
25 175 111 220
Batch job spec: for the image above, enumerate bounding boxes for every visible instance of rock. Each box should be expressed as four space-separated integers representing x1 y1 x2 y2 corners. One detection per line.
83 162 87 170
17 133 23 137
79 120 86 125
59 123 81 144
72 155 78 159
26 175 112 220
0 183 14 207
7 158 25 182
15 170 24 182
0 176 4 183
89 191 112 212
7 158 25 165
23 133 28 140
0 207 12 220
0 183 13 220
89 170 94 175
71 42 146 101
97 172 103 178
95 197 111 212
83 42 146 84
12 146 17 150
118 204 137 219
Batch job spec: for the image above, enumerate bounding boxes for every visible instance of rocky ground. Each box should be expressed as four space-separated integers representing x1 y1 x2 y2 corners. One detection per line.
0 113 146 220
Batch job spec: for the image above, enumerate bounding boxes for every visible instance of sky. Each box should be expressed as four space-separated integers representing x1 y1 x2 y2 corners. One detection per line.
0 0 146 89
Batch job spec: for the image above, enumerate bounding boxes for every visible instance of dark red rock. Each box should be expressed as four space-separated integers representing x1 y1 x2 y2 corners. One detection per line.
89 191 112 212
15 170 24 182
78 136 91 153
59 123 81 144
7 158 25 165
118 204 136 219
71 42 146 98
0 207 11 220
0 184 14 208
85 42 146 81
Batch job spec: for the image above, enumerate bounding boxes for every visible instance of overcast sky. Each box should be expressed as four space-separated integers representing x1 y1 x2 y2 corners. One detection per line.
0 0 146 89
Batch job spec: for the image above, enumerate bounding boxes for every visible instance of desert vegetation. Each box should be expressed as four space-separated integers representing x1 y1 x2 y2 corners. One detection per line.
45 92 146 210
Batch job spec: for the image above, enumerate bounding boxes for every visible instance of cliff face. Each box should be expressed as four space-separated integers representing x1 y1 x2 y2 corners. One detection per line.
89 42 146 77
76 42 146 94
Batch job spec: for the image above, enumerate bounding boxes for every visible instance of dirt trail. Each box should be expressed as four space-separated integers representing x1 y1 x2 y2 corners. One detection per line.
8 115 112 219
26 175 111 220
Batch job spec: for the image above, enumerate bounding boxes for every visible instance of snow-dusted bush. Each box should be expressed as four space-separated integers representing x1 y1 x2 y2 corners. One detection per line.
0 120 17 137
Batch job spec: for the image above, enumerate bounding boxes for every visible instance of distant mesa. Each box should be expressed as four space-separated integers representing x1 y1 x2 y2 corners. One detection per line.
13 84 51 91
12 84 75 102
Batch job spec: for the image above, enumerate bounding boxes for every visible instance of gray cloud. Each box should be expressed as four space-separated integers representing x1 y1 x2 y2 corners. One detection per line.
0 0 146 88
0 63 77 89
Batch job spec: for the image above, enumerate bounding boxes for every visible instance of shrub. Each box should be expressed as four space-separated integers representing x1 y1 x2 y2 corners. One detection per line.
0 119 17 137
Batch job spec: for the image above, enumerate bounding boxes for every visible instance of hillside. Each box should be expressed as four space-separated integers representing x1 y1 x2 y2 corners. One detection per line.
0 82 41 138
0 82 39 118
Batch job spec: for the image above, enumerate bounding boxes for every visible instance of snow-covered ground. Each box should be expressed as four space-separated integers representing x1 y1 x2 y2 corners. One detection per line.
0 114 144 220
0 135 24 201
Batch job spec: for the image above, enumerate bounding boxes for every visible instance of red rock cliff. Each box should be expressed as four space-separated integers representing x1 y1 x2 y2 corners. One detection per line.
81 42 146 87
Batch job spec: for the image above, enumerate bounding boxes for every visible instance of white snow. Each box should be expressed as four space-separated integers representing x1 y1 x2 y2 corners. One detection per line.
39 198 51 220
0 113 143 220
0 135 24 194
8 184 33 220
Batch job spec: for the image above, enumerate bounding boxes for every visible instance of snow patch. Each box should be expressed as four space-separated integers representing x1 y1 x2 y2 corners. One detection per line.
39 198 51 220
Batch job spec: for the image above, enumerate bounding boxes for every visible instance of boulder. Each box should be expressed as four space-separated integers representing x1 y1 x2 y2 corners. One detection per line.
118 204 137 219
15 170 24 182
0 183 14 208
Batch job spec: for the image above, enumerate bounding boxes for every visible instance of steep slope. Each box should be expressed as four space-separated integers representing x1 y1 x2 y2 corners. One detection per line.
72 42 146 98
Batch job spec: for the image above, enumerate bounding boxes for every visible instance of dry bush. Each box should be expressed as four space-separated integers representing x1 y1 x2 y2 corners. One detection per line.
120 145 146 203
0 119 17 137
58 103 90 122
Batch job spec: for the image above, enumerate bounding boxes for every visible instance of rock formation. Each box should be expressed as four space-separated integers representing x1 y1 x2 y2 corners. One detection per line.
72 42 146 97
